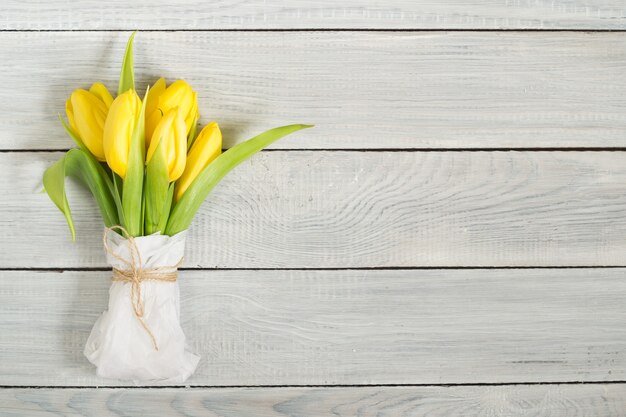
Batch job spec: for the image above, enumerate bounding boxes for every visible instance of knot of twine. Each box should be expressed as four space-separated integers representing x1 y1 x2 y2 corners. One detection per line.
103 226 182 351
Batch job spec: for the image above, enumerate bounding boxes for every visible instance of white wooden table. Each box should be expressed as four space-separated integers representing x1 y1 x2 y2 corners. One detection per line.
2 1 626 415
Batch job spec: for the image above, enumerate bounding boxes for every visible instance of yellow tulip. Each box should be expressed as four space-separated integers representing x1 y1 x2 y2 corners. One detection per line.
145 78 198 146
174 122 222 201
146 107 187 182
65 83 113 160
103 89 142 178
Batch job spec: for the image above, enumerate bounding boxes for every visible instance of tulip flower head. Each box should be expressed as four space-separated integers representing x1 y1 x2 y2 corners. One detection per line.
145 78 198 147
66 83 113 161
175 122 222 201
146 107 187 182
103 89 142 178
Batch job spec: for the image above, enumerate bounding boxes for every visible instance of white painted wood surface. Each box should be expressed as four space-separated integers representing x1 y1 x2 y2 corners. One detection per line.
2 32 626 150
3 1 626 414
2 385 626 416
4 151 626 268
1 269 625 386
3 1 626 30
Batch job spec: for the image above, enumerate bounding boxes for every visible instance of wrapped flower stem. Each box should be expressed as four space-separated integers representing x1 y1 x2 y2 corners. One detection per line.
84 227 199 383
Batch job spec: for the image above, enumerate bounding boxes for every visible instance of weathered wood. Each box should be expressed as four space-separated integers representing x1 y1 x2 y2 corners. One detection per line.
1 269 625 386
2 32 626 150
2 384 626 416
5 151 626 268
3 1 626 30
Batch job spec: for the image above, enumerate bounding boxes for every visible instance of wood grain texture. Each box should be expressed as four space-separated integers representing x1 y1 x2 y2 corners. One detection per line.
3 1 626 30
2 385 626 416
6 151 626 268
2 32 626 150
1 268 626 386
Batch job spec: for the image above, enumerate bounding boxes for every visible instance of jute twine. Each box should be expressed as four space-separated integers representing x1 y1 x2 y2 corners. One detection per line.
103 226 182 351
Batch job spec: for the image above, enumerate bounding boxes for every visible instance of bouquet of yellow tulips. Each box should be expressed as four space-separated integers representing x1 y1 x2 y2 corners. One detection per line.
42 33 311 383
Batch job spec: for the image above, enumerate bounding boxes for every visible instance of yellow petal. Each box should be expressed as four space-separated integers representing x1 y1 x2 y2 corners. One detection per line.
146 77 166 116
103 90 141 178
88 83 114 108
170 110 187 181
145 79 198 145
159 81 194 123
70 89 108 161
160 80 193 111
146 106 176 164
65 98 77 133
145 110 163 149
185 92 198 135
175 122 222 201
147 107 187 182
145 77 167 142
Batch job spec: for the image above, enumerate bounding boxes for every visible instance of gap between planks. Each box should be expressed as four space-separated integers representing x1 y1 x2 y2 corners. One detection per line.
7 147 626 152
2 266 626 272
3 29 626 33
3 381 626 389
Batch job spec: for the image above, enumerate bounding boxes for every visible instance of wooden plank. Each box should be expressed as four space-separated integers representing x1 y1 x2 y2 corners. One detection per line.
3 1 626 30
0 269 626 386
2 32 626 150
1 268 625 385
5 151 626 268
2 384 626 416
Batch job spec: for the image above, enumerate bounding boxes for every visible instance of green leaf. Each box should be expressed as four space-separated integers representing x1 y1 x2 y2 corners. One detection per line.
117 32 136 96
157 183 175 233
112 171 125 227
141 175 146 236
43 149 119 240
59 115 125 227
165 124 313 235
43 155 75 240
144 140 170 235
121 88 149 236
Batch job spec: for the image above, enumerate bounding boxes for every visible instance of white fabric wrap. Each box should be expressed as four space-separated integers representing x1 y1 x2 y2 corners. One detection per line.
84 229 200 383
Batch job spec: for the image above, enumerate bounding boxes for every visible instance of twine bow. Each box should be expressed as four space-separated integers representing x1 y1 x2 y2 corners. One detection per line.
103 226 182 351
